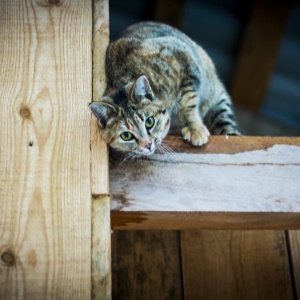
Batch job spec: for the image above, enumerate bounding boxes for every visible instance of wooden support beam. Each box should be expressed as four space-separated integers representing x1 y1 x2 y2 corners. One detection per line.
230 0 292 111
181 230 294 299
110 136 300 230
287 231 300 298
0 1 92 298
112 231 183 299
91 0 111 299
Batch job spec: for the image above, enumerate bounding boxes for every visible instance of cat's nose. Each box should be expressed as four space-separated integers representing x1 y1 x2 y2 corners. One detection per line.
145 143 152 150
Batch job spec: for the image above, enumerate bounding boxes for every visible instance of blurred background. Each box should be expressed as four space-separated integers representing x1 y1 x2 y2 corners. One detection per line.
109 0 300 136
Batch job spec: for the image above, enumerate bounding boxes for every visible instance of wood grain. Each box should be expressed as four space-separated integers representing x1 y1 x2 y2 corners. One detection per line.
110 136 300 230
0 0 92 298
92 196 111 300
112 231 182 300
91 0 109 196
181 230 294 300
288 231 300 298
91 0 111 299
230 0 292 111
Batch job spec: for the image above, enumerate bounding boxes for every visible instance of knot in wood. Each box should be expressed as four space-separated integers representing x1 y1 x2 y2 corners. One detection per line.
19 105 31 119
49 0 60 4
1 251 15 266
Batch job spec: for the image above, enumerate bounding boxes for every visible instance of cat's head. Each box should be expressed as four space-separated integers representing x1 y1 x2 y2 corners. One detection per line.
90 75 170 155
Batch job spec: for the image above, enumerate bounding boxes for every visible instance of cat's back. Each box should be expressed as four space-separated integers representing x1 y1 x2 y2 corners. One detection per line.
106 22 203 87
120 22 190 42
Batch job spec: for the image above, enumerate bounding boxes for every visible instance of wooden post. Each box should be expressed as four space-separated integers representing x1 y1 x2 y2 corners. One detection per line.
0 0 92 298
91 0 111 299
230 0 292 111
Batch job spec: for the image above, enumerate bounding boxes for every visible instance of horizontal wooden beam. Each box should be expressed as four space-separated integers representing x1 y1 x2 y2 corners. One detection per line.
110 136 300 230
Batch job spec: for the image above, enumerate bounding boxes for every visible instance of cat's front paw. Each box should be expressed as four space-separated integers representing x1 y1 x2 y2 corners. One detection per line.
181 125 210 146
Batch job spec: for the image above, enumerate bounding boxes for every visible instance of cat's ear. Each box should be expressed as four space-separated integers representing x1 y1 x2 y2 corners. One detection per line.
132 75 154 104
89 101 116 129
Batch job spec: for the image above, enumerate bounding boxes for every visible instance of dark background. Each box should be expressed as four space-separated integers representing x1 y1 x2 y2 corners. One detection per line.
109 0 300 135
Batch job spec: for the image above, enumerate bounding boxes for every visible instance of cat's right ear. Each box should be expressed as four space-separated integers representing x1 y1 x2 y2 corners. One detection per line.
89 102 116 129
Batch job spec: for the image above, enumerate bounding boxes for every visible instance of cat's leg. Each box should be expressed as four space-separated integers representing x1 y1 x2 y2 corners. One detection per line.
178 89 210 146
204 97 240 135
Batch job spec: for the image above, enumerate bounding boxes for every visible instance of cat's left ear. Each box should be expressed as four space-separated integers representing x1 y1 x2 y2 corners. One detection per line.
89 101 116 129
132 75 154 104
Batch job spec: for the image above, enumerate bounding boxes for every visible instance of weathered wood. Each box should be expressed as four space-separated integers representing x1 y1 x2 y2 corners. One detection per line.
110 136 300 230
91 0 111 299
92 196 111 300
0 1 92 298
111 231 182 299
231 0 292 111
91 0 109 196
181 230 294 300
288 231 300 298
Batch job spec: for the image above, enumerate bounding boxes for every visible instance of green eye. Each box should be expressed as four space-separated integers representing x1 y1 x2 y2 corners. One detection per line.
120 132 134 141
145 117 155 129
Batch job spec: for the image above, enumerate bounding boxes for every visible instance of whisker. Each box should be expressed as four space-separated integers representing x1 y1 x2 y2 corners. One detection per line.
156 142 178 163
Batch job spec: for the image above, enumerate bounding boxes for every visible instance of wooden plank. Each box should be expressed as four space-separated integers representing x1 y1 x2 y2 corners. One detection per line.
111 231 182 299
230 0 292 111
287 231 300 298
92 196 111 300
110 136 300 230
91 0 111 299
0 1 92 299
91 0 109 196
181 230 294 300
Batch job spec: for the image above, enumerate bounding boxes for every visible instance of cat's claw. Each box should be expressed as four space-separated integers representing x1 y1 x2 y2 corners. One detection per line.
181 125 210 146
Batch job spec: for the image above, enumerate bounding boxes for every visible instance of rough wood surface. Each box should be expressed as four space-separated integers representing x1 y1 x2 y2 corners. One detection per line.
91 0 109 196
230 0 292 111
91 0 111 299
0 1 92 298
181 230 294 300
112 231 182 300
288 231 300 298
110 136 300 230
92 196 111 300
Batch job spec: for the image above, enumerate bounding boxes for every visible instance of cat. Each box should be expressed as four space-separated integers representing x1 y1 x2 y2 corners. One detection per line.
90 22 240 156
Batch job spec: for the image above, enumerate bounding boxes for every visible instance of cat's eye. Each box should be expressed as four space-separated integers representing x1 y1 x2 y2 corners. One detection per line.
120 132 134 141
145 117 155 129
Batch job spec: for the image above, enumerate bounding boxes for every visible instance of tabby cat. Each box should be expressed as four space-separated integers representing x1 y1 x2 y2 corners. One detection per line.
90 22 240 155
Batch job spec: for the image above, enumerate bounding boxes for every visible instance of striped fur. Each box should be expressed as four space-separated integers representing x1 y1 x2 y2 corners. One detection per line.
90 22 240 155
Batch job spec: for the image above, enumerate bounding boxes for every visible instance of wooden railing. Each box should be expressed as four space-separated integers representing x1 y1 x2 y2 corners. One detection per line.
110 135 300 230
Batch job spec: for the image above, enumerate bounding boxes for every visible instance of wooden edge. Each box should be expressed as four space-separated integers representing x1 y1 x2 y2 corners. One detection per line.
111 211 300 230
287 231 300 298
91 118 109 196
92 196 111 299
163 135 300 154
91 0 109 196
91 0 111 299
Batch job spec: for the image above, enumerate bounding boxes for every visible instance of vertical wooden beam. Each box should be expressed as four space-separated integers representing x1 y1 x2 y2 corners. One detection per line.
112 231 183 299
181 230 294 300
230 0 292 111
91 0 111 299
287 231 300 299
0 0 92 298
